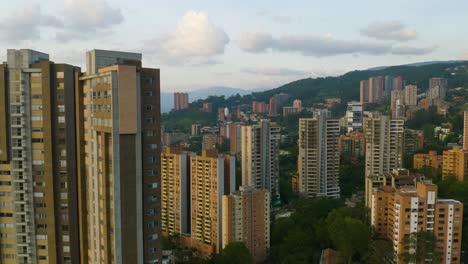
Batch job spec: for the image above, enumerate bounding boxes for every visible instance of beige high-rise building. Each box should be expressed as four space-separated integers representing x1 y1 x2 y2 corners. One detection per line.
428 77 448 101
464 111 468 150
403 84 418 106
174 92 189 111
222 186 270 264
360 80 369 104
78 50 161 264
371 180 463 264
364 114 405 177
298 110 340 198
0 49 81 264
183 150 235 256
161 147 190 236
241 120 281 203
442 147 468 181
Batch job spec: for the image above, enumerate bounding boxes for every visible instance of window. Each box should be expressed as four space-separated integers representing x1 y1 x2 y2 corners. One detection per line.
57 72 64 79
31 116 43 121
58 116 65 123
58 105 65 112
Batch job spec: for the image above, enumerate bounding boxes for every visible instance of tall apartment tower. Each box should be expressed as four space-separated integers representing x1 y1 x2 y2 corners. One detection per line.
0 49 81 264
222 186 270 263
364 114 405 176
297 110 340 198
229 122 242 155
442 146 468 181
371 180 463 264
345 101 363 132
268 96 278 116
78 50 161 264
241 120 281 203
463 111 468 150
187 151 235 256
360 80 369 104
429 77 448 101
161 147 190 236
174 92 189 111
403 84 418 106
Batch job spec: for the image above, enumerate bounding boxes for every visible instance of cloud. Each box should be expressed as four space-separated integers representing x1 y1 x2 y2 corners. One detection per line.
238 32 435 57
392 45 437 55
0 4 62 43
243 67 309 76
143 11 229 64
57 0 123 41
360 21 417 41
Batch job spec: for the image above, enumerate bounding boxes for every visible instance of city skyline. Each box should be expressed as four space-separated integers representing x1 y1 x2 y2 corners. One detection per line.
1 0 468 91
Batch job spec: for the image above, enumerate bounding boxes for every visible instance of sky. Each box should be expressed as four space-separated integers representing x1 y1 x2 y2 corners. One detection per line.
0 0 467 92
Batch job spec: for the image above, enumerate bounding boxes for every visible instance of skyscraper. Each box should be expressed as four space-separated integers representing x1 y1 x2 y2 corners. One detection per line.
298 110 340 198
360 80 369 104
229 122 242 155
268 96 278 116
186 151 235 256
403 84 418 106
442 147 468 181
345 101 363 132
161 147 190 236
428 77 448 101
463 111 468 150
222 186 270 263
364 114 404 177
0 49 81 264
174 92 189 111
78 49 161 263
241 120 280 202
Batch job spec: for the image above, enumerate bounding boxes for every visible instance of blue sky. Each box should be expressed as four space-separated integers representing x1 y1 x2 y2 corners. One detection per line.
1 0 467 92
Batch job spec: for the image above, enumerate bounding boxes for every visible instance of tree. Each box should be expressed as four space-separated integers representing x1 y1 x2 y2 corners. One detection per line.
399 231 441 264
214 242 254 264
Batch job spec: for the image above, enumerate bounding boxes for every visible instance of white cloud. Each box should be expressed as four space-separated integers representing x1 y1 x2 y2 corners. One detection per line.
57 0 123 41
143 11 229 64
238 32 274 53
271 15 292 24
0 4 62 43
360 21 417 41
238 32 435 57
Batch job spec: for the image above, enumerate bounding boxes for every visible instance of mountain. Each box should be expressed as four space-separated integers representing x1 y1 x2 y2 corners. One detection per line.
367 60 468 71
161 86 263 112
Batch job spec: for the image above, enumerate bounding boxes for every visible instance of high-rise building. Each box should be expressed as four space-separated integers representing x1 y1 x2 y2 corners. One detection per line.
202 102 212 112
222 186 270 263
298 110 340 198
413 151 442 170
174 92 189 111
463 111 468 150
229 122 242 155
428 77 448 101
403 84 418 106
369 76 384 103
360 80 369 104
371 180 463 264
252 101 268 114
292 99 302 111
338 131 366 162
202 134 218 150
161 147 190 236
191 124 201 136
364 114 404 176
268 96 278 117
78 49 161 263
390 89 404 118
392 76 403 91
184 151 235 256
345 101 363 132
0 49 81 264
442 147 468 181
241 120 280 202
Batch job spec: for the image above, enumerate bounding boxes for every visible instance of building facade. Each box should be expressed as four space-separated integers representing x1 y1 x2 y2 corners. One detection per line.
345 101 363 132
0 49 81 264
161 147 190 236
371 181 463 264
364 114 405 177
222 186 270 263
414 151 442 171
297 111 340 198
78 50 161 264
241 120 280 203
442 147 468 181
174 92 189 111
